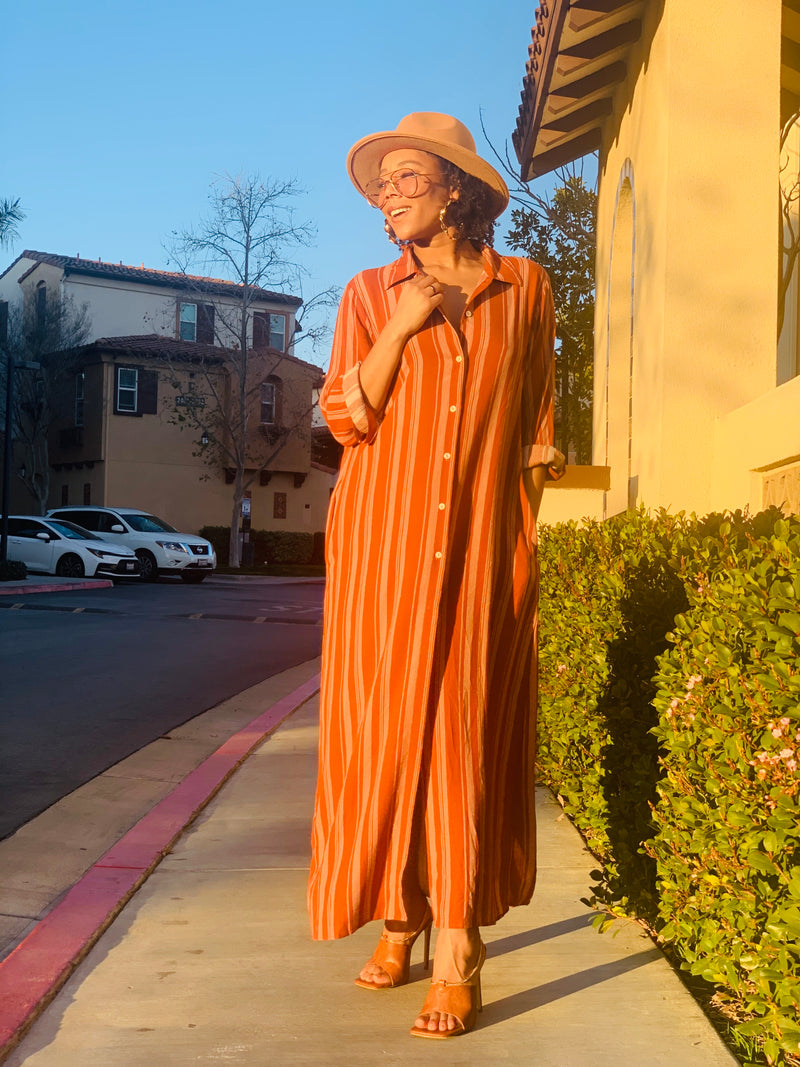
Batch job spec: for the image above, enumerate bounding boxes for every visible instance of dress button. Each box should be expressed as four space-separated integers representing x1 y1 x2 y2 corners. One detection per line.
438 502 445 510
443 452 451 460
435 551 442 559
464 309 473 318
449 404 457 413
456 356 463 363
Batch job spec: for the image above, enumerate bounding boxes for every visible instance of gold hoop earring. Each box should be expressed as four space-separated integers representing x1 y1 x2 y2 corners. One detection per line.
384 219 399 245
439 200 459 241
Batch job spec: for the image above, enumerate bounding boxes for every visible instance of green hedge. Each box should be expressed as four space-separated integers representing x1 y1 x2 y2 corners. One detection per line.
537 508 800 1067
199 526 319 566
0 559 27 582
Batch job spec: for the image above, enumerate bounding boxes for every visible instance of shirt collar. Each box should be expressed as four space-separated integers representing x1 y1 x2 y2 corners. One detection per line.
382 244 521 290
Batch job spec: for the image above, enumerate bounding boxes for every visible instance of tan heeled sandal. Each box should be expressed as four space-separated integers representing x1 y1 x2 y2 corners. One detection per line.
354 909 433 990
409 937 486 1039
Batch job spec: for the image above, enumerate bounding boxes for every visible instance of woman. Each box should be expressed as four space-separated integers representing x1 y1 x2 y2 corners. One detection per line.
308 112 564 1039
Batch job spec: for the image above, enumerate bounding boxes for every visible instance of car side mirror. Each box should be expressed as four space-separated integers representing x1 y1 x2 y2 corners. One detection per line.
36 531 51 541
110 524 126 533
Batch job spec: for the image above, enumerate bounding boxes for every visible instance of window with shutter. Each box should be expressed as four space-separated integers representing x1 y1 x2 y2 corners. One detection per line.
179 302 215 343
253 312 286 351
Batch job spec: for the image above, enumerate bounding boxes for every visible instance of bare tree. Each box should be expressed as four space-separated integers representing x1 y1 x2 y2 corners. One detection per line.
165 173 339 566
1 294 91 513
779 107 800 339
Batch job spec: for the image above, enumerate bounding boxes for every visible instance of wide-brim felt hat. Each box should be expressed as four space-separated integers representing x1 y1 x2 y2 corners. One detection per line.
347 112 510 219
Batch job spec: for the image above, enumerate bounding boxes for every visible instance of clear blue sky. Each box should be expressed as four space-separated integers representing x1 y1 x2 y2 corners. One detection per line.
2 0 545 365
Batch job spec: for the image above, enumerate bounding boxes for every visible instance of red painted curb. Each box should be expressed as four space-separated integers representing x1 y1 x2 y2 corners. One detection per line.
0 672 321 1059
0 579 113 597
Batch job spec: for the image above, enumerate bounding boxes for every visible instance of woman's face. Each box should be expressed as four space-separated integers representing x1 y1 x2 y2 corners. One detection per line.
376 149 456 245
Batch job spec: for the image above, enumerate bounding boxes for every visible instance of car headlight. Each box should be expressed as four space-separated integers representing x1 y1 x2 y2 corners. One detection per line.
156 541 190 553
86 548 116 559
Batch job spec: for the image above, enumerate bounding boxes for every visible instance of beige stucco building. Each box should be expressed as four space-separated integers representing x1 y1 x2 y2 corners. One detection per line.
515 0 800 521
0 251 336 535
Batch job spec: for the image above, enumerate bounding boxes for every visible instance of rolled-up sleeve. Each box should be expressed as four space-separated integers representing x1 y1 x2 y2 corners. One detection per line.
521 269 566 481
320 280 379 446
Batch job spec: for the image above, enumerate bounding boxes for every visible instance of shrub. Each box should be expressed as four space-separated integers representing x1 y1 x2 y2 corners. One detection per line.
537 507 800 1065
537 509 689 923
647 514 800 1066
0 559 27 582
199 525 229 564
198 526 316 566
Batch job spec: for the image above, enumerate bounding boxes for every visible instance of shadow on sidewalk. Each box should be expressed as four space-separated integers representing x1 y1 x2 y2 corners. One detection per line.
482 946 663 1028
486 913 595 958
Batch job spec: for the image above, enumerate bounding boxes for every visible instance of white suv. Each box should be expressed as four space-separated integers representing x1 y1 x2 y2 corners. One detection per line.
47 506 216 583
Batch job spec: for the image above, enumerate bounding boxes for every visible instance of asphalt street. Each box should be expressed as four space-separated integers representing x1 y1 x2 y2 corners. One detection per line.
0 577 324 840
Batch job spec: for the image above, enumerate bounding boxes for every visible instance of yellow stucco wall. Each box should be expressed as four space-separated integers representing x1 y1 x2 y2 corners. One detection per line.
594 0 787 516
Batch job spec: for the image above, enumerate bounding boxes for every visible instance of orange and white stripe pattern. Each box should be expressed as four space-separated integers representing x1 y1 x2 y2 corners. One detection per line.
308 245 560 939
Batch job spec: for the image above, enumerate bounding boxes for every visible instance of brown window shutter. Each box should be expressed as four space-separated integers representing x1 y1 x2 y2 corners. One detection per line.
0 301 8 345
253 312 266 349
139 368 159 414
197 303 215 344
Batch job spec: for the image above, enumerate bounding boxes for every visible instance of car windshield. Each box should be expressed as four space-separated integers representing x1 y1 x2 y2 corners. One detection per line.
46 519 103 541
120 512 177 533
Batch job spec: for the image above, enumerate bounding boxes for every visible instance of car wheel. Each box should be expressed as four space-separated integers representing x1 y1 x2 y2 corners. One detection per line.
136 550 159 582
55 554 85 578
180 572 208 584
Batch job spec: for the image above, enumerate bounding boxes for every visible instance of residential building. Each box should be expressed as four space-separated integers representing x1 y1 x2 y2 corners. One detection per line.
0 251 336 534
514 0 800 521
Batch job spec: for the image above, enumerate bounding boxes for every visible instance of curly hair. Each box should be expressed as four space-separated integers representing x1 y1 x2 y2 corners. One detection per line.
437 158 496 248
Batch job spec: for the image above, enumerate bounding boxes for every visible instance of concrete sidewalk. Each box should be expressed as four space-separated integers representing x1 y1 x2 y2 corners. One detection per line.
2 693 739 1066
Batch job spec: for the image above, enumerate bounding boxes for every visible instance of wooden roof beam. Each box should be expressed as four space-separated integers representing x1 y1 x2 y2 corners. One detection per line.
782 34 800 73
547 60 627 113
541 96 613 134
568 0 642 33
556 19 642 77
525 128 602 181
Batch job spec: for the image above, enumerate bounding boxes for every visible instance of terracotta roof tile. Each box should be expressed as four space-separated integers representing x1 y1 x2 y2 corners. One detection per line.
17 250 302 306
79 333 322 374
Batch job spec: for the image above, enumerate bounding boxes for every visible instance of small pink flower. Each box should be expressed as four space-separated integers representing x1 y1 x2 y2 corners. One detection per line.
756 768 768 780
669 698 680 709
787 759 798 772
556 663 567 676
687 713 695 722
779 748 794 760
771 727 784 739
685 674 702 691
779 717 791 728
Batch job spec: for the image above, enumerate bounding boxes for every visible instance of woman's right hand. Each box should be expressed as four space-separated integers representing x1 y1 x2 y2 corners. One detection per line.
390 271 444 339
358 272 443 412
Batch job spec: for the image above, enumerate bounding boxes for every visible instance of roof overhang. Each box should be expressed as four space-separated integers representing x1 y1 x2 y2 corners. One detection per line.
513 0 645 181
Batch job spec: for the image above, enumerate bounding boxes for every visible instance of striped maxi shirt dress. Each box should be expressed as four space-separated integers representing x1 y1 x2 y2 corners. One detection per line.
308 244 562 939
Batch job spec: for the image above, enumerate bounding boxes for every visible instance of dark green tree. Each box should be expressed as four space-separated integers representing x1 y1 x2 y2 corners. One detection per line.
0 198 24 249
1 294 91 513
505 168 597 464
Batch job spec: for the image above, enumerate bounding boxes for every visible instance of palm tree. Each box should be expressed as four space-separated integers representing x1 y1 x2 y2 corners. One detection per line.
0 198 24 249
